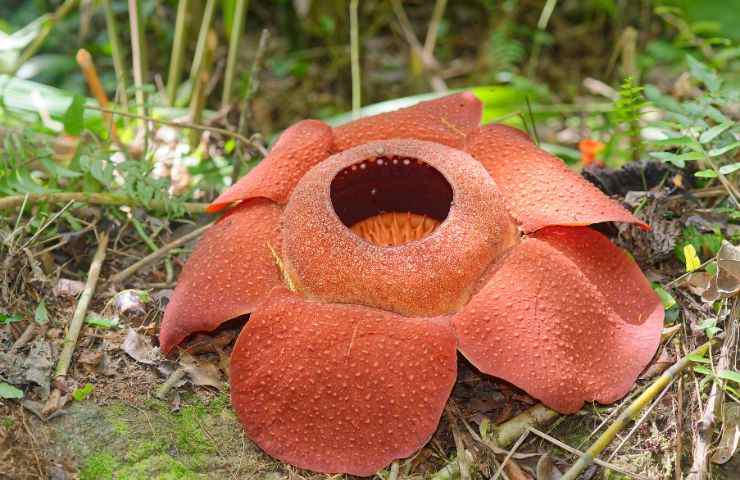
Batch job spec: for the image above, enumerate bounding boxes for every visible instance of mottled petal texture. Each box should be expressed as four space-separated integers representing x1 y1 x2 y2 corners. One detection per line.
465 124 648 232
230 288 457 476
453 226 663 413
333 92 482 151
159 200 283 354
282 139 518 317
208 120 334 211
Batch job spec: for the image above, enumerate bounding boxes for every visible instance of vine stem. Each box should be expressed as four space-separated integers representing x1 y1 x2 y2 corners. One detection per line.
0 192 208 213
83 104 265 153
109 221 214 285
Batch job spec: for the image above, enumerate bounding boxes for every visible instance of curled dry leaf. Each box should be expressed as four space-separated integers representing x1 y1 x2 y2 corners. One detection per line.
683 241 740 302
53 278 85 297
711 403 740 464
121 328 161 365
179 352 223 388
114 289 149 315
716 241 740 295
536 454 563 480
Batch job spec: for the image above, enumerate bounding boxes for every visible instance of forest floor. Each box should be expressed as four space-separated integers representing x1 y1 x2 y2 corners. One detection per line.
1 164 738 479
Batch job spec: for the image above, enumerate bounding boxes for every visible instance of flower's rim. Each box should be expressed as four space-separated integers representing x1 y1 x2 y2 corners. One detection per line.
280 138 519 317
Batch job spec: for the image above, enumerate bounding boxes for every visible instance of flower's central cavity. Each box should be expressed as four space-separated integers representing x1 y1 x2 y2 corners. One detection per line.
330 156 453 246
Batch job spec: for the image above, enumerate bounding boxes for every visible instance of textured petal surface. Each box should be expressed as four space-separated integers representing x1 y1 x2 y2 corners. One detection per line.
208 120 334 211
283 139 518 317
333 92 482 151
230 288 457 476
159 200 282 354
465 124 648 232
453 226 663 413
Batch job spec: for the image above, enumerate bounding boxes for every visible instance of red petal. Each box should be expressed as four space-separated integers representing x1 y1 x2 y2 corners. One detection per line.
208 120 334 211
452 227 663 413
230 288 457 476
465 124 648 232
159 200 282 354
333 92 482 151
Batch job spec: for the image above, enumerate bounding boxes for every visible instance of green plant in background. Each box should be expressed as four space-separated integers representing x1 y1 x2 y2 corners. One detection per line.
645 55 739 200
614 76 648 161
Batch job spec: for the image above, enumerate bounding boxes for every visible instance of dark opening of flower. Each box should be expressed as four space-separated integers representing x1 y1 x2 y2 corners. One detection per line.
159 93 663 476
330 155 453 246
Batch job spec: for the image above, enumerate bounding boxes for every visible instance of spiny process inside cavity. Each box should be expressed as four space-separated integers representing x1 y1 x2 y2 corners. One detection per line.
351 211 440 246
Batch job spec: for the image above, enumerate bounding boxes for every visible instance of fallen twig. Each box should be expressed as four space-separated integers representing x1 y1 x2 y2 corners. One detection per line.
561 340 717 480
10 323 36 353
109 221 213 284
493 403 559 448
0 192 209 213
54 230 109 378
156 367 186 399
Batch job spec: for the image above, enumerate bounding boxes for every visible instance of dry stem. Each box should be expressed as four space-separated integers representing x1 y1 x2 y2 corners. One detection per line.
109 221 213 284
0 192 208 213
54 230 109 378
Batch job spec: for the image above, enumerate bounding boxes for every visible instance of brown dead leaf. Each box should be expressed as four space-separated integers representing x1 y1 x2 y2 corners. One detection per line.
179 352 223 389
77 350 103 373
114 289 148 315
504 457 534 480
53 278 85 297
121 328 161 365
711 403 740 464
536 454 563 480
716 241 740 295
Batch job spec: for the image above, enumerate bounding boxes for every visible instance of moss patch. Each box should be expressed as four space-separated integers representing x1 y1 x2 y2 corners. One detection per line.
47 393 277 479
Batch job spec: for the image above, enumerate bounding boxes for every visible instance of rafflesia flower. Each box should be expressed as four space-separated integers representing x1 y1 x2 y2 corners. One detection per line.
159 93 663 476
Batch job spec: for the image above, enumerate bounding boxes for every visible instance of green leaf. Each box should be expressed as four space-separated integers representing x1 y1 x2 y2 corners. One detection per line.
648 136 701 150
72 383 94 401
34 300 49 325
40 157 81 178
649 151 704 168
719 162 740 175
699 122 734 144
85 312 118 329
695 169 718 178
0 382 23 399
652 284 676 309
718 370 740 384
686 55 722 92
709 141 740 157
62 94 85 136
687 353 711 364
0 312 22 325
694 365 714 377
